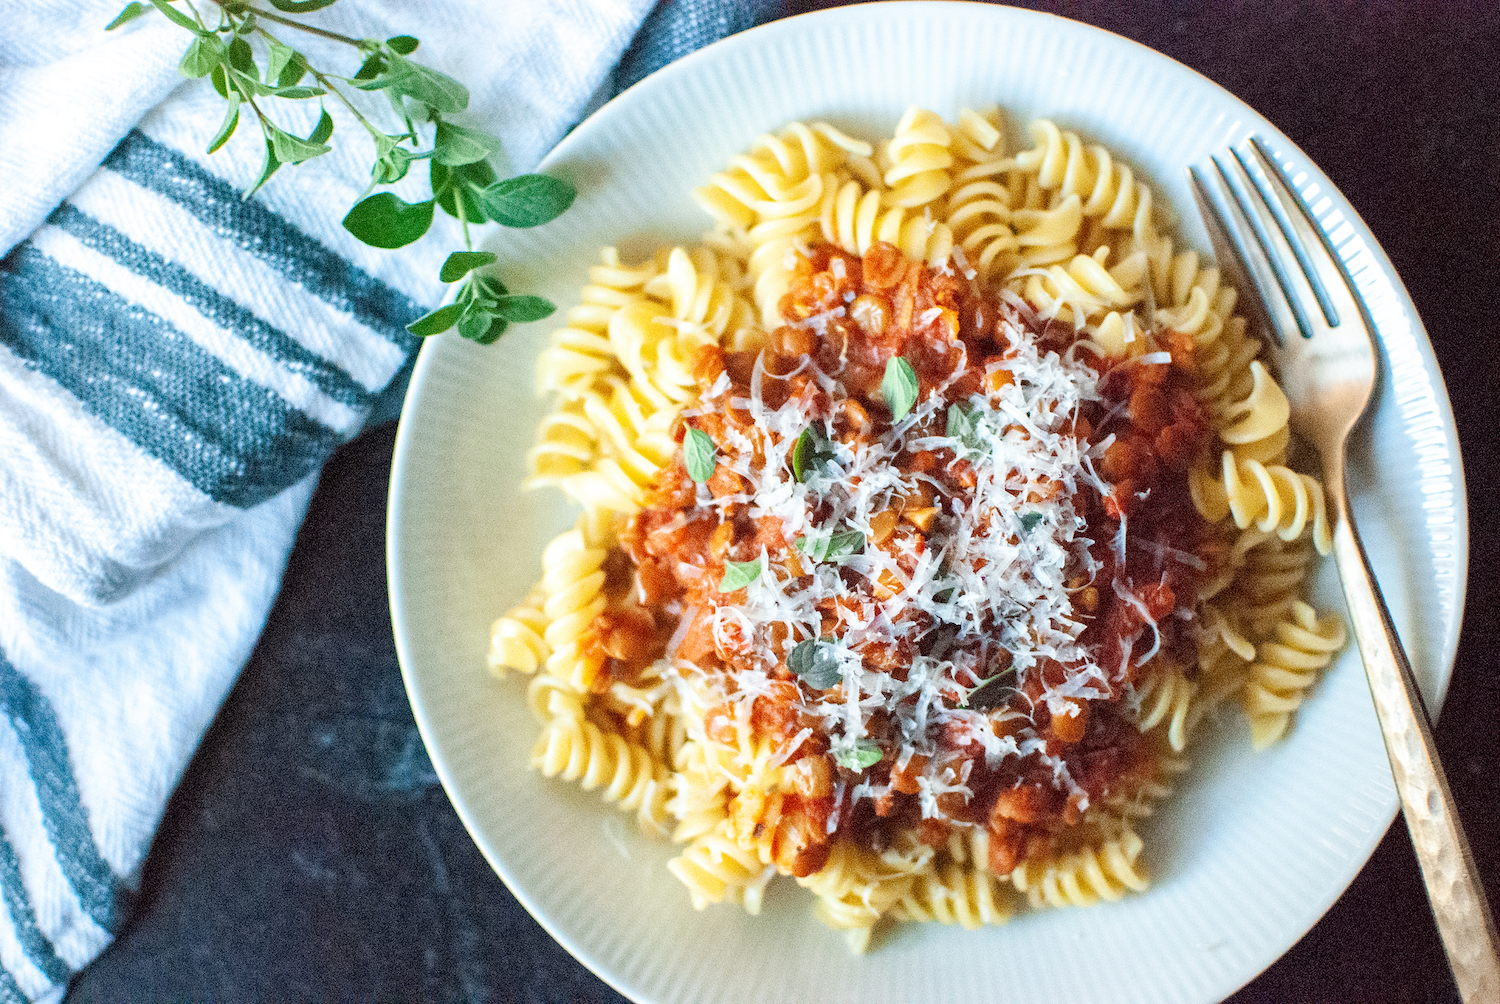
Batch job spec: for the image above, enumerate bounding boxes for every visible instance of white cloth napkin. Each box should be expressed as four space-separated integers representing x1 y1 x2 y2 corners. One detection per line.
0 0 655 998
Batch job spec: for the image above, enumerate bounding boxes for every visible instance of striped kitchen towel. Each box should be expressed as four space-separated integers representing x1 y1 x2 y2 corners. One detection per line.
0 0 661 998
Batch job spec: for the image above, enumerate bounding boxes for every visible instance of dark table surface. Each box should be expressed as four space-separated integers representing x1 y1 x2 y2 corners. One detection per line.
66 2 1499 1001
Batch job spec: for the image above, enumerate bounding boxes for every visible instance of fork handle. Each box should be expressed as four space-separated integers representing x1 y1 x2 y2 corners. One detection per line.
1332 513 1500 1000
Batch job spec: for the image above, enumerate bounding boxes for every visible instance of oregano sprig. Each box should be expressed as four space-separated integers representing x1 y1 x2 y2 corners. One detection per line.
108 0 575 344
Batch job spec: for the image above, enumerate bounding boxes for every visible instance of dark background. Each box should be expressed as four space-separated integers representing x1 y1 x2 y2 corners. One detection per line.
67 1 1499 1001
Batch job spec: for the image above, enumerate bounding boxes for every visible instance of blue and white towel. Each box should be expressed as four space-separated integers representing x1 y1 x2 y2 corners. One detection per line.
0 0 713 997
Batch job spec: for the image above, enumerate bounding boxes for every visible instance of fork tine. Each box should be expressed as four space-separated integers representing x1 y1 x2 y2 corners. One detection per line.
1187 157 1304 347
1242 139 1368 338
1237 143 1341 328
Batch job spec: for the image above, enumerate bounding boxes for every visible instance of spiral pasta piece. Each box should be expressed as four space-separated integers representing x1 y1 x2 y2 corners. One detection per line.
1011 825 1149 909
1232 531 1318 637
1242 600 1347 748
944 177 1018 282
1157 250 1237 345
943 825 991 872
891 859 1015 929
882 106 955 208
796 839 915 953
667 816 773 911
525 404 597 483
487 587 550 677
667 739 732 843
1130 657 1198 752
1218 361 1291 446
534 247 658 401
1019 247 1147 329
537 525 609 690
525 671 586 724
819 177 955 267
1015 120 1168 268
694 120 862 229
531 715 671 831
1190 449 1332 553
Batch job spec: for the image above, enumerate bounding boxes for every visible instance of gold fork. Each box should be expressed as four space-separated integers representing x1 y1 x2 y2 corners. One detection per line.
1189 140 1500 1001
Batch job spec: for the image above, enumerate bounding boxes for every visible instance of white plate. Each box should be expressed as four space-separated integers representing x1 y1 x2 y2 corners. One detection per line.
388 4 1467 1002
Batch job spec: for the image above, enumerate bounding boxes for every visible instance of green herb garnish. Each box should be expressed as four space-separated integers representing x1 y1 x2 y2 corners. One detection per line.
881 356 919 421
792 424 838 483
834 738 883 772
110 0 574 345
794 529 864 563
787 637 841 689
1020 511 1045 533
718 558 762 592
945 401 987 453
959 668 1014 709
683 427 717 483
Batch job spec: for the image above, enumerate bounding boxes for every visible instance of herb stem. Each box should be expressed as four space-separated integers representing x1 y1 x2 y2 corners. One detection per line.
204 0 365 48
180 0 211 31
457 196 472 251
252 24 385 149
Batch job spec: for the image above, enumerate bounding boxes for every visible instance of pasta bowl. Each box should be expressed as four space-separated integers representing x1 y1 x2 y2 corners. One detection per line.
387 4 1467 1002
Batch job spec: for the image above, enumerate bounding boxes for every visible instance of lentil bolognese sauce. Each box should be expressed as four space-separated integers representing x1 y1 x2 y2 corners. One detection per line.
589 239 1218 881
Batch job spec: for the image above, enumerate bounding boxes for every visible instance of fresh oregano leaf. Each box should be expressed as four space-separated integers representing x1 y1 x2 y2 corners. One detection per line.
106 2 149 30
267 84 325 100
266 0 340 12
277 51 309 88
794 529 864 563
718 558 762 592
265 41 294 84
433 120 501 167
792 424 838 483
178 35 221 79
406 302 462 337
227 68 274 97
149 0 199 33
387 35 420 55
472 274 509 300
432 159 496 222
683 427 717 483
439 251 497 284
308 108 334 144
372 146 415 184
380 53 468 113
456 303 493 342
341 192 435 248
472 317 508 345
787 638 841 689
227 35 255 74
946 402 986 453
834 739 883 772
494 295 555 323
210 63 229 99
206 92 241 154
826 530 865 559
882 356 919 421
269 122 331 164
352 53 385 83
242 137 281 199
479 174 575 228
